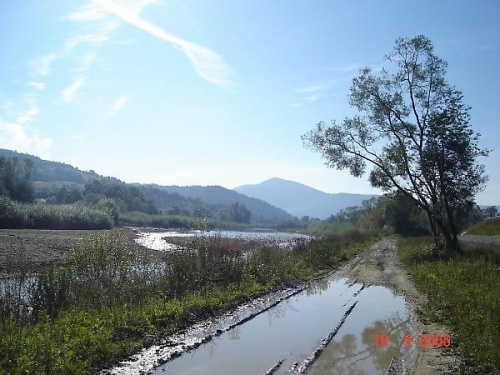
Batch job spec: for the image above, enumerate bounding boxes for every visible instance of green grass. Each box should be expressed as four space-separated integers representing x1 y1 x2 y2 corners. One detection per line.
119 211 249 230
466 217 500 236
0 196 112 229
398 237 500 373
0 230 369 374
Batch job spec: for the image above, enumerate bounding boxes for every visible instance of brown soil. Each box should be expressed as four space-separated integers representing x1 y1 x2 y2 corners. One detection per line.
0 228 149 272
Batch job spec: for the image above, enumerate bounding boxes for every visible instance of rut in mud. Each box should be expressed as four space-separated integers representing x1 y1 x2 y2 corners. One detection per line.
106 238 459 375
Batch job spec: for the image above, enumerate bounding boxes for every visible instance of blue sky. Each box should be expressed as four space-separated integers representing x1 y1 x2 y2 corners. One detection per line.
0 0 499 204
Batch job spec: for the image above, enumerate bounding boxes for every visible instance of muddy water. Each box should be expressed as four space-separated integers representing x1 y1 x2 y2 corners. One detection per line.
150 277 408 375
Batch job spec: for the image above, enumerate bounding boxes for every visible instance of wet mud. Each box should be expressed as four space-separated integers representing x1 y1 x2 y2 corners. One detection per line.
105 238 459 375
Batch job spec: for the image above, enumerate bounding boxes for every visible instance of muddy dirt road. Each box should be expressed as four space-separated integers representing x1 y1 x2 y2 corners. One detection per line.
330 238 459 375
107 238 460 375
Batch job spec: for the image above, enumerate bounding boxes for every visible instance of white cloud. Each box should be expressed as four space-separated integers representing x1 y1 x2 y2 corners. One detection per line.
68 3 110 22
108 94 129 117
65 21 119 50
73 52 97 73
0 121 52 159
27 81 46 90
61 77 87 103
69 0 159 22
33 54 57 76
92 0 234 90
17 106 40 125
0 108 52 159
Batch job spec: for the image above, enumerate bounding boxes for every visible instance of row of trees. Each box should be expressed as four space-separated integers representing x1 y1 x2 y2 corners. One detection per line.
319 192 495 238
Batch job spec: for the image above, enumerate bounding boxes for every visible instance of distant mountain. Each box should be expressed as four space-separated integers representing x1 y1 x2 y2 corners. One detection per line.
143 185 293 222
235 177 377 220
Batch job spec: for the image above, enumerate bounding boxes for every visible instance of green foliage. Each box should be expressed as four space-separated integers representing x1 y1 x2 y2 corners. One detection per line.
307 194 429 237
149 185 293 222
94 198 120 224
55 187 83 204
119 211 249 230
83 180 158 215
483 206 498 218
0 156 34 203
220 202 251 223
0 196 112 229
398 237 500 373
69 233 154 308
383 192 430 235
466 217 500 236
303 35 488 251
120 211 199 229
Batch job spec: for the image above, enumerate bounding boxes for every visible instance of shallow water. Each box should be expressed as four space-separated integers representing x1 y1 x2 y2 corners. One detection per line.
151 278 408 375
134 229 310 252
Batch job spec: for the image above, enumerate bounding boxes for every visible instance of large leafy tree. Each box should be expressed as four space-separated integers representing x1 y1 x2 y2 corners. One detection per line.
303 35 488 251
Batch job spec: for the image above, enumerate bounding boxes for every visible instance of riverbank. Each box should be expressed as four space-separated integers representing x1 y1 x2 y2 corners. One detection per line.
0 230 370 374
109 238 460 375
0 228 149 272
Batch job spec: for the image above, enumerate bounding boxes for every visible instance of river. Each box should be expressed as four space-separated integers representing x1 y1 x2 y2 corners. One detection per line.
133 229 311 251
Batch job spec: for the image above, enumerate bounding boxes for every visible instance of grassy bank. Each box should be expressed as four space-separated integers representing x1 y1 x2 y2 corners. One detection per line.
466 217 500 236
398 237 500 373
0 197 113 230
0 230 371 374
119 211 250 230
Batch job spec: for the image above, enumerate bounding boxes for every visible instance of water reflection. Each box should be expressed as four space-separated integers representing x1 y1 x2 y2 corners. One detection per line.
151 279 409 375
308 289 408 375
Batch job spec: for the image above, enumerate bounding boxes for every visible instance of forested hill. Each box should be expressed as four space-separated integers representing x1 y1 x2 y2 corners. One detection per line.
0 149 121 196
140 184 293 222
0 149 292 222
236 177 377 220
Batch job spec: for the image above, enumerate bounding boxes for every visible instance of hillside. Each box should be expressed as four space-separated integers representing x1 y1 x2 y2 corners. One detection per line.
235 177 377 219
143 184 293 222
0 149 121 198
0 149 291 222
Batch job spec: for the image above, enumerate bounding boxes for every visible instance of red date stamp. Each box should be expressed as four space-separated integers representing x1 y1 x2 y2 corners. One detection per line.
375 333 451 347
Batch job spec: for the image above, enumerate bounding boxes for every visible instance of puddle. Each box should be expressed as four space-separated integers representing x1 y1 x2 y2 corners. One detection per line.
307 285 409 375
106 275 409 374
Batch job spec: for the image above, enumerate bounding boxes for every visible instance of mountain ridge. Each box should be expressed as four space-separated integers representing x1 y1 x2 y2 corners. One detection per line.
235 177 377 219
0 149 292 222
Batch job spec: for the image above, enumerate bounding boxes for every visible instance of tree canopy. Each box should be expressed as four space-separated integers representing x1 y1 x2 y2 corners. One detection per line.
0 156 34 203
303 35 488 251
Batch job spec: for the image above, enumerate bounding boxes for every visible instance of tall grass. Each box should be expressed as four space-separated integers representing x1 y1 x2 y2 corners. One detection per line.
0 196 113 229
0 230 369 374
466 217 500 236
119 211 248 230
398 237 500 373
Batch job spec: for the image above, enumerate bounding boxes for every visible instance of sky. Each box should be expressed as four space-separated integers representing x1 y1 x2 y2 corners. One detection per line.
0 0 499 204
